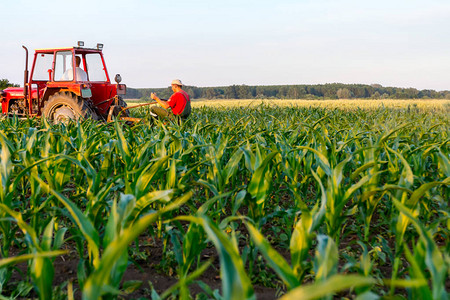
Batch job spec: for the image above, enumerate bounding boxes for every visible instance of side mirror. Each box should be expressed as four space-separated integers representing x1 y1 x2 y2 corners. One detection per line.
114 74 122 84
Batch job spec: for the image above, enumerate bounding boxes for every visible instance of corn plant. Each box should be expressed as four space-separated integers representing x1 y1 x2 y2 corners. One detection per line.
0 100 448 299
0 204 67 300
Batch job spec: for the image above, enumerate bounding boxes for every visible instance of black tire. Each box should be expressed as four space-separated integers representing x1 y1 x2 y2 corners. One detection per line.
42 92 99 123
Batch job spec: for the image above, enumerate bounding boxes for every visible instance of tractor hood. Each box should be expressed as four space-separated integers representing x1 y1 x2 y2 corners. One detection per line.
3 87 26 97
3 87 40 99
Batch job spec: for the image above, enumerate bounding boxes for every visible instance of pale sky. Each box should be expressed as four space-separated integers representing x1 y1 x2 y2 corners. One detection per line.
1 0 449 90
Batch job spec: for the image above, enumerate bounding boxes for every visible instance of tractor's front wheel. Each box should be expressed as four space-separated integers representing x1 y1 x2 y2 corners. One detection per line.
42 92 98 123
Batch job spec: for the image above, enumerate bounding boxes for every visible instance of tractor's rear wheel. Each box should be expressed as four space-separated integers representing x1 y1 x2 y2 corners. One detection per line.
42 92 98 123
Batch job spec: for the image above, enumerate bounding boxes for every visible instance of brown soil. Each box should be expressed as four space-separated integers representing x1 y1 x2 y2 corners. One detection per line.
7 238 278 300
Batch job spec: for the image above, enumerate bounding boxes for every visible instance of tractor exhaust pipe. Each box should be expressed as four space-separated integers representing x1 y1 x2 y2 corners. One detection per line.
22 45 29 100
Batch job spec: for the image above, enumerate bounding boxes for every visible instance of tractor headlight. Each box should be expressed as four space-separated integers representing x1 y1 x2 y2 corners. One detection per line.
117 84 127 95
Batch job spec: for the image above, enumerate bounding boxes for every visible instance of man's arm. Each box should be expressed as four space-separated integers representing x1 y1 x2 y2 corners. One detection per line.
151 93 170 109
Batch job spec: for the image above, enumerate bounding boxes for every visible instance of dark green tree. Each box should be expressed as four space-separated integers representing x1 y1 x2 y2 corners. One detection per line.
225 85 238 99
372 91 381 99
237 85 250 99
336 88 352 99
205 88 217 99
0 79 19 90
277 86 287 98
255 86 265 98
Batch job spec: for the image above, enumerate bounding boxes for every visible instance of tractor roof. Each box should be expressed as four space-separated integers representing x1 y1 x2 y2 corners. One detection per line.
34 47 102 54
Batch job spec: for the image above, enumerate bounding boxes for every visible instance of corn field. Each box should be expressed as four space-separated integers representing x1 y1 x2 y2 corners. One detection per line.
0 100 448 299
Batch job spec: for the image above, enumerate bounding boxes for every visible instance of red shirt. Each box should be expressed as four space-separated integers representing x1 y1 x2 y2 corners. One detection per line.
167 90 190 115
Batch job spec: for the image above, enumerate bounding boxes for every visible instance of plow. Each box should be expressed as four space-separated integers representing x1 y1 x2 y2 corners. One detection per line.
0 42 155 124
106 100 158 123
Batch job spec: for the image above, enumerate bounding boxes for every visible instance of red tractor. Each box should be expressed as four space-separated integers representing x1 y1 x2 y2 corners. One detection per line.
0 42 129 122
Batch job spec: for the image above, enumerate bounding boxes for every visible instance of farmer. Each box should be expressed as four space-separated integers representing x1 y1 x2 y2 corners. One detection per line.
150 79 191 119
61 56 88 81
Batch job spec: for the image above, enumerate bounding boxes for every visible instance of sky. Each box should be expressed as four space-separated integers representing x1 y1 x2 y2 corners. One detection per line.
1 0 450 90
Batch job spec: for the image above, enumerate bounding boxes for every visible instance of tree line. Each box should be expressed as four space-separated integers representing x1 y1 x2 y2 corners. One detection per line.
1 78 449 100
126 83 450 100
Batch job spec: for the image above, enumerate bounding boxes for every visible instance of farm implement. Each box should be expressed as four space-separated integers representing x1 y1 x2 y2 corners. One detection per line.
0 42 149 123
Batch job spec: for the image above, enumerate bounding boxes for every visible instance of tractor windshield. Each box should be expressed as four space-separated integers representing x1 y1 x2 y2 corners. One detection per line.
32 53 54 81
55 51 74 81
55 51 88 82
85 53 107 82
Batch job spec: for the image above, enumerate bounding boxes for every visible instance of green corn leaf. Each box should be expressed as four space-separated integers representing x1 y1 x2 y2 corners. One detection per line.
232 189 247 215
222 148 244 185
197 191 234 215
314 235 338 283
379 123 412 144
177 215 255 300
0 131 14 202
160 260 212 299
290 212 313 278
294 146 331 176
280 274 376 300
342 172 379 202
0 251 67 269
386 146 414 200
41 218 55 252
53 228 68 251
82 192 191 300
122 280 143 294
166 158 177 189
129 190 173 224
31 176 100 268
134 156 170 198
407 178 450 208
332 156 351 187
436 149 449 177
0 204 40 249
11 156 63 195
247 151 279 205
197 179 220 196
355 291 380 300
350 161 376 180
241 142 256 173
114 120 132 167
308 169 327 233
246 222 300 290
103 199 120 249
31 255 54 300
402 246 433 299
383 278 428 288
392 199 448 300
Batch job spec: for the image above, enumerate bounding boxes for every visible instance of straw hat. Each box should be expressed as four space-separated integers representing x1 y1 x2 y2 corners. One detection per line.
171 79 183 86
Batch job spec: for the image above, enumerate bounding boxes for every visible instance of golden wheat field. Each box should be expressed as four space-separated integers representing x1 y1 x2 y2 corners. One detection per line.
128 98 450 111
